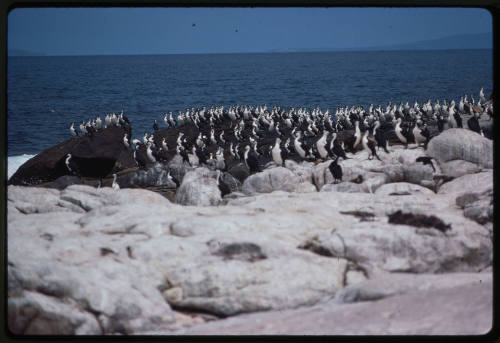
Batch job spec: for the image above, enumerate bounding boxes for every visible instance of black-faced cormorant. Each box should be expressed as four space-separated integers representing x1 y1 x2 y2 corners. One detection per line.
244 145 261 173
329 156 343 184
217 171 231 197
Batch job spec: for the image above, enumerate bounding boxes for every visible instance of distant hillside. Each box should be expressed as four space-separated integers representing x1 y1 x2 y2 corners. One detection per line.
376 32 492 51
8 49 45 56
270 32 492 53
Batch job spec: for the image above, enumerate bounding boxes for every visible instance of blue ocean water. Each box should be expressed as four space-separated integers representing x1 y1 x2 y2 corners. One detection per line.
7 49 492 158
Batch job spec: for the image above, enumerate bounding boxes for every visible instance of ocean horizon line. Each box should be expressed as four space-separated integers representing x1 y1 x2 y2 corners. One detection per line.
8 47 492 58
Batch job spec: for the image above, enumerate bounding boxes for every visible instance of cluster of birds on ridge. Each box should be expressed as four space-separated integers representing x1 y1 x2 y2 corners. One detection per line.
67 87 493 191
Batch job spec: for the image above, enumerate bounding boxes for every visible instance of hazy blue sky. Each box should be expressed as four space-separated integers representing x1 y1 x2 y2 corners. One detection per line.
8 7 492 55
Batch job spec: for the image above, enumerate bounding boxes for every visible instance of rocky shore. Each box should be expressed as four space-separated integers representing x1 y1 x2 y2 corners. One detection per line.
7 125 493 335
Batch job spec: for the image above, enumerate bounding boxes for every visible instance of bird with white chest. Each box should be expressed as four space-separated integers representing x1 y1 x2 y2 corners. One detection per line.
315 131 329 160
479 87 486 104
293 132 306 159
244 144 260 173
95 116 102 129
123 133 130 148
447 102 458 128
210 129 217 145
146 143 156 163
112 173 120 190
70 123 78 137
352 120 362 150
394 117 407 146
412 120 427 147
163 113 169 127
215 147 225 171
271 137 284 166
161 138 168 151
361 130 381 161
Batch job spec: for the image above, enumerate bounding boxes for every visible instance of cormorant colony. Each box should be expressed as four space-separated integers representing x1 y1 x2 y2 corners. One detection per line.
68 87 493 186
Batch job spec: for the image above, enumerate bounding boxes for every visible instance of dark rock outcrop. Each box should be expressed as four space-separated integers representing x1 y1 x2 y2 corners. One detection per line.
9 126 135 186
227 164 250 183
220 172 242 193
118 162 176 188
43 175 86 190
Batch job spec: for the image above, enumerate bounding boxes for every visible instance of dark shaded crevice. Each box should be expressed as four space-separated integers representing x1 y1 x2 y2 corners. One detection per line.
21 310 40 335
299 242 334 257
169 304 225 321
340 210 375 222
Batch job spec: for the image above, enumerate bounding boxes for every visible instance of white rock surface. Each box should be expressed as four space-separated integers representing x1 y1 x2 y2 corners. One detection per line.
426 128 493 168
175 168 222 206
437 171 493 196
178 277 492 335
390 146 428 166
7 148 493 335
438 159 483 178
320 182 363 193
299 212 491 275
242 166 315 195
335 271 492 303
8 291 101 335
375 182 435 196
165 248 347 316
311 147 435 194
402 163 434 186
284 160 314 184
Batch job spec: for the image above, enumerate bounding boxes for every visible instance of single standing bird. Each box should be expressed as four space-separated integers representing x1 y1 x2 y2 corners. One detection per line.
467 112 484 136
176 145 191 166
167 171 180 188
65 153 73 173
293 132 306 159
70 123 78 137
373 121 390 153
328 156 343 184
412 121 427 148
352 120 362 151
112 173 120 190
123 133 130 149
479 87 487 103
163 113 169 127
436 115 447 133
162 138 169 151
362 130 382 161
244 144 261 173
215 147 226 171
271 137 284 166
65 153 81 177
394 117 410 148
146 143 157 163
216 171 231 197
315 131 329 160
133 149 148 169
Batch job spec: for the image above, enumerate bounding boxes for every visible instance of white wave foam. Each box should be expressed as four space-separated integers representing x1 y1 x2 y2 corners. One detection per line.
8 154 35 179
